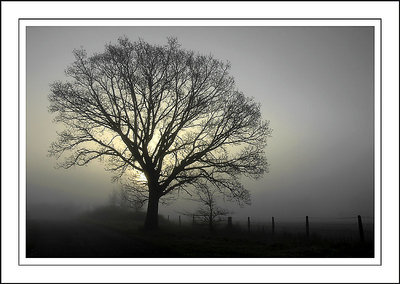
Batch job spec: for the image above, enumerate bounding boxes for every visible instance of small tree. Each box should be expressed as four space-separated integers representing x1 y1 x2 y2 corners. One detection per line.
191 185 232 231
108 187 145 212
49 37 271 230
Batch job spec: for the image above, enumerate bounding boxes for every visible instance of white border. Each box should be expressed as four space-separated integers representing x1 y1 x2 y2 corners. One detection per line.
20 19 380 27
18 18 381 267
2 1 398 283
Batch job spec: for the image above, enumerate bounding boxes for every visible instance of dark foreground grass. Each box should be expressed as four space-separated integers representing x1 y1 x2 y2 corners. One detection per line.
27 206 374 258
111 225 373 258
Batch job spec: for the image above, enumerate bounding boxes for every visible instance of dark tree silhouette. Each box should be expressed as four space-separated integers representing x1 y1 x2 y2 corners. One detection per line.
108 187 145 212
48 37 271 230
190 185 231 232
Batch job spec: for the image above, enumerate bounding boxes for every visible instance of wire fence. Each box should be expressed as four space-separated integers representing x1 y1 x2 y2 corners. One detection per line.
164 214 374 242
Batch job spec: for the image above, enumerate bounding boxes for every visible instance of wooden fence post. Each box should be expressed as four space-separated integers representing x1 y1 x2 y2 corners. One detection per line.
227 217 232 229
247 217 251 233
272 216 275 236
357 215 365 242
179 215 181 226
306 216 310 238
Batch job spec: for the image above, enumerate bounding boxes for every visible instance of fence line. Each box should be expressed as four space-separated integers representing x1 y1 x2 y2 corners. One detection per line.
169 215 374 225
166 214 373 242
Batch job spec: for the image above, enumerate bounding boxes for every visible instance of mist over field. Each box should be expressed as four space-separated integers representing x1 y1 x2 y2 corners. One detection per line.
26 26 374 224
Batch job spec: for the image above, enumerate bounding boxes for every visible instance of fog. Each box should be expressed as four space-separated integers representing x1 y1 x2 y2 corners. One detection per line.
26 26 374 222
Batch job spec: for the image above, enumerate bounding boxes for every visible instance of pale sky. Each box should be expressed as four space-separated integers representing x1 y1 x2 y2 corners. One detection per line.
26 26 374 222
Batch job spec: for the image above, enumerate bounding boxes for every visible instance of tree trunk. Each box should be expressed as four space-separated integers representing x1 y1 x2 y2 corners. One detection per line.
144 191 160 230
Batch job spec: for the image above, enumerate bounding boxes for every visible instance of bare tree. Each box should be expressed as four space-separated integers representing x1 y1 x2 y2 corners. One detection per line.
108 187 145 212
48 37 271 230
190 185 231 232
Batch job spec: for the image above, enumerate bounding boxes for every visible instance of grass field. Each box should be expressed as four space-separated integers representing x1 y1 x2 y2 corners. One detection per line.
26 206 374 258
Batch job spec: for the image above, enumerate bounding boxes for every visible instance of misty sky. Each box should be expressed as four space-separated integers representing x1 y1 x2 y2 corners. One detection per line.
26 26 374 222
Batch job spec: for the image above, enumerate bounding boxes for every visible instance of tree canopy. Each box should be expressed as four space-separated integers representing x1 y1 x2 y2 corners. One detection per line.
48 37 271 229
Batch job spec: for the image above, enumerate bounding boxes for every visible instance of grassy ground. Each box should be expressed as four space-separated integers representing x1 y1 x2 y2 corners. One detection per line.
27 206 374 258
